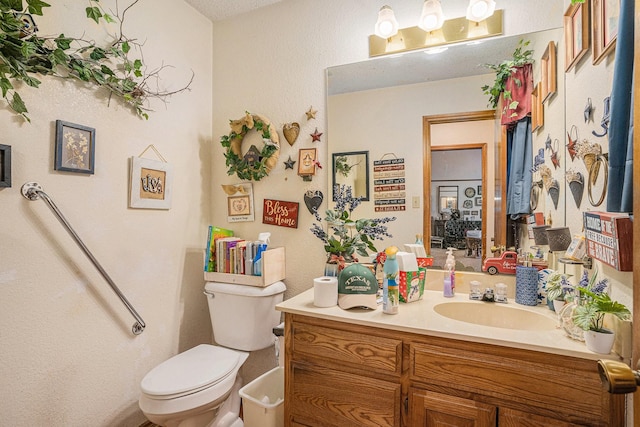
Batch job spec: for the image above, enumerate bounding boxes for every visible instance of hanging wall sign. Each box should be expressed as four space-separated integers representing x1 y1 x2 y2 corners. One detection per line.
222 183 255 223
373 156 406 212
262 199 299 228
129 147 173 210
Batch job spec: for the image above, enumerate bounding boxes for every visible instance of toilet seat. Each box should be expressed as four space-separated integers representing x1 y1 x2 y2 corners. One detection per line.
141 344 244 399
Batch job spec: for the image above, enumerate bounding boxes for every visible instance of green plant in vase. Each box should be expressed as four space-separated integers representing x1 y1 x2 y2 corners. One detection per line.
571 270 630 354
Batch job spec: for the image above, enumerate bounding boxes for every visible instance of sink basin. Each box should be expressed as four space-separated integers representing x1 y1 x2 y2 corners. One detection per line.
433 302 556 330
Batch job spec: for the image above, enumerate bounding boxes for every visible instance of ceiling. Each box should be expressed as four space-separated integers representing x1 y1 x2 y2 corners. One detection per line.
183 0 282 21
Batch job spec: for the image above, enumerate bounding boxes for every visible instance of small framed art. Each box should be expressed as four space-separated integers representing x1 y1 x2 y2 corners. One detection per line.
592 0 619 64
55 120 95 174
0 144 11 187
129 156 173 209
563 2 589 72
540 41 557 102
298 148 317 176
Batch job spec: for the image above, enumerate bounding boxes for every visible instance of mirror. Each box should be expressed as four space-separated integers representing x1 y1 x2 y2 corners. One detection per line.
332 151 369 201
438 186 458 212
327 28 563 274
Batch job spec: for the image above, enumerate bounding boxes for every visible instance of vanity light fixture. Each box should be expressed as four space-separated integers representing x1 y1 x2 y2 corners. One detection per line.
418 0 445 32
369 9 502 57
374 5 399 39
466 0 496 22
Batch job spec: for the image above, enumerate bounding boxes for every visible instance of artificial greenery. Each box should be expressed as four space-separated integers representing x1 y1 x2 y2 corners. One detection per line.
310 184 396 261
545 271 572 302
0 0 192 121
571 270 630 332
572 288 630 332
481 39 534 116
334 155 358 177
220 114 279 181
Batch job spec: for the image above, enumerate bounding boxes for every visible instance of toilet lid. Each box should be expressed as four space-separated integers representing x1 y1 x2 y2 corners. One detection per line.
141 344 242 397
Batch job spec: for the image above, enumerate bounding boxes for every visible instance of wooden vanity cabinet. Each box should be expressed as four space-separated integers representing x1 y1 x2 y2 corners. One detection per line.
284 313 624 427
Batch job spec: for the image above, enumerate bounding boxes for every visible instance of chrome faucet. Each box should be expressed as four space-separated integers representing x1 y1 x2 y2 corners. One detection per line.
481 288 495 302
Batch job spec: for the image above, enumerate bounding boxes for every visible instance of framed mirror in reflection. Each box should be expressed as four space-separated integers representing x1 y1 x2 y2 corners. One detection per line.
332 151 369 201
438 186 458 213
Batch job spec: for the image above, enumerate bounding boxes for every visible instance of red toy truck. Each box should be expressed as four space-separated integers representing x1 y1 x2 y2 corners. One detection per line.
482 251 518 275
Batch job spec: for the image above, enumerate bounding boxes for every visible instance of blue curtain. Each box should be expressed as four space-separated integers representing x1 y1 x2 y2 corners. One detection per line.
606 0 634 212
506 118 532 217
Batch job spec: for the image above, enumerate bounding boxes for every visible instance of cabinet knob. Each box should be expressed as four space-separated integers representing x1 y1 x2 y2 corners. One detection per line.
597 359 640 394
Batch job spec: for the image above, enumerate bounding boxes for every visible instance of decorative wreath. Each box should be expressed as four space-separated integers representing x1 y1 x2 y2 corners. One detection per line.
220 112 280 181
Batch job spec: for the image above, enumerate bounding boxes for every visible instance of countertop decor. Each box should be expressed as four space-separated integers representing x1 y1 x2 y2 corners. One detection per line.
277 287 621 361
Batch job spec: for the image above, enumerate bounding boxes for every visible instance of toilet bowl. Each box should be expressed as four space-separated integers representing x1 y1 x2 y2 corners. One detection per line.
139 281 286 427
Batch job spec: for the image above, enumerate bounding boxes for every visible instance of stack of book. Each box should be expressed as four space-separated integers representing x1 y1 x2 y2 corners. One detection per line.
204 226 266 275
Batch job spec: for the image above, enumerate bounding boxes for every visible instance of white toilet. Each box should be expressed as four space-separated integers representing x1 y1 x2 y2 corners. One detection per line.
139 280 286 427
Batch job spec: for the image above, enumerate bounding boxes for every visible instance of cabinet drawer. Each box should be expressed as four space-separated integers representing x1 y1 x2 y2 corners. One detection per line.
409 340 615 423
288 362 401 427
291 319 402 375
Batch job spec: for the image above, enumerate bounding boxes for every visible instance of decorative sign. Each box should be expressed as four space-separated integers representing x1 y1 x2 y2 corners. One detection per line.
129 156 173 209
584 211 633 271
223 183 255 223
262 199 299 228
374 157 406 212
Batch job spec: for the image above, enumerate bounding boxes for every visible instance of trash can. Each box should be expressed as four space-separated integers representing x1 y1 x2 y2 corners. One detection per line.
239 366 284 427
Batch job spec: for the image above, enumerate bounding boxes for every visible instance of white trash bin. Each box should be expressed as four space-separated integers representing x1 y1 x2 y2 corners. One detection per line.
239 367 284 427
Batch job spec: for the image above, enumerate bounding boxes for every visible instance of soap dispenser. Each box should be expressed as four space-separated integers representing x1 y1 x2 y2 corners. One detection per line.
443 248 455 298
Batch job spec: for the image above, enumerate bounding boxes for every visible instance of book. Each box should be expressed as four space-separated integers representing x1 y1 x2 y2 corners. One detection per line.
217 237 242 273
205 226 234 272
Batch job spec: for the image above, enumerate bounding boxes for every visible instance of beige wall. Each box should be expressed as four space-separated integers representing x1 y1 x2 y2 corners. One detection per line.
0 1 212 425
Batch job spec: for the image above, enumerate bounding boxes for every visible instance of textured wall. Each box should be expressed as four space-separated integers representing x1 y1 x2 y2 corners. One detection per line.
0 1 212 425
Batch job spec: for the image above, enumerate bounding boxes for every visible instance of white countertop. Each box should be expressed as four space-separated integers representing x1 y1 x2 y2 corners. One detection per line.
277 288 618 361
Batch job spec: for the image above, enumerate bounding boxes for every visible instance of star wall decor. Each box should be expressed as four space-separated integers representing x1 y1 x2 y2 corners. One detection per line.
284 156 296 169
310 128 323 142
305 106 317 121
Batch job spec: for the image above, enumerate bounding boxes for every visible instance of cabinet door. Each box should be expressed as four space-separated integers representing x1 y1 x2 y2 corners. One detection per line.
499 407 584 427
409 388 496 427
288 362 401 427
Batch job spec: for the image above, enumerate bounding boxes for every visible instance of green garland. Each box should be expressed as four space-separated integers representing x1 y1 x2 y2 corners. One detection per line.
220 113 280 181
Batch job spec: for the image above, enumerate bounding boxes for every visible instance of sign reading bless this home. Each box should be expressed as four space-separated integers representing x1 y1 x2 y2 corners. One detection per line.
262 199 299 229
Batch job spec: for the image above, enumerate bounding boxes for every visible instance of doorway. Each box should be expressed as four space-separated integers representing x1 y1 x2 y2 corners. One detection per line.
423 110 496 271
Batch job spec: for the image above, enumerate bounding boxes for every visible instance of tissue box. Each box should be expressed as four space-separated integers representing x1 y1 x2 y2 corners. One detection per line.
399 269 426 303
417 257 433 267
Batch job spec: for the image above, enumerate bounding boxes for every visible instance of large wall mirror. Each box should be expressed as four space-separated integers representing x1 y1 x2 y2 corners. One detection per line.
327 28 564 274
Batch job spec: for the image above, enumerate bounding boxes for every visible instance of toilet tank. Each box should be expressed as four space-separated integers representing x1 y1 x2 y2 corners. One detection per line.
204 281 286 351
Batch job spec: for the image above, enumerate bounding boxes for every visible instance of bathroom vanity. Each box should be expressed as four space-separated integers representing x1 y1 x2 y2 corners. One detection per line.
276 289 624 427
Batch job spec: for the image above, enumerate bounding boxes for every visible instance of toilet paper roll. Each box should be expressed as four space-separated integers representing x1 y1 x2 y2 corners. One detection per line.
313 276 338 307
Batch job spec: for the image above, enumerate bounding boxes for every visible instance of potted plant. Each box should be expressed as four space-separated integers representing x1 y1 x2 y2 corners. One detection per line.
544 271 573 312
572 271 630 354
310 184 396 275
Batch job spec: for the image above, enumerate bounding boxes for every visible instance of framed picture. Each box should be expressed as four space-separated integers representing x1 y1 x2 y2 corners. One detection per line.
0 144 11 187
592 0 619 65
54 120 95 174
563 2 589 72
223 182 255 222
477 185 482 196
475 196 482 206
129 156 173 209
298 148 317 176
532 83 545 132
540 41 557 102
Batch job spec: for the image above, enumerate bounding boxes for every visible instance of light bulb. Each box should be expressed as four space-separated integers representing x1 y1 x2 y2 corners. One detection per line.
375 5 399 38
418 0 445 32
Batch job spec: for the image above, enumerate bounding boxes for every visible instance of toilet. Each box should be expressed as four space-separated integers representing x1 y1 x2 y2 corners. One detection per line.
139 280 286 427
